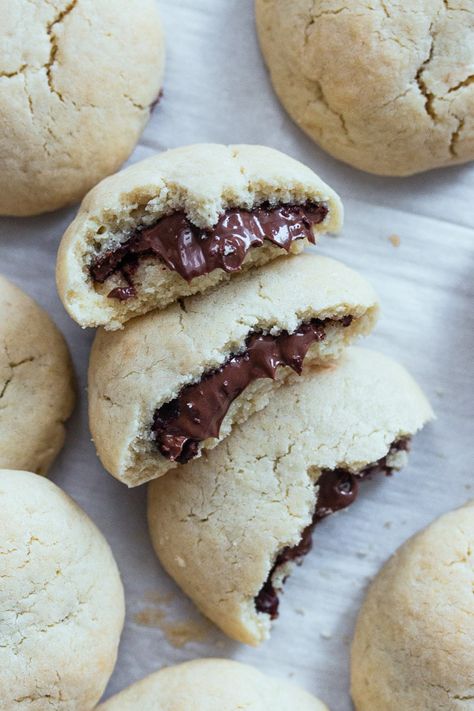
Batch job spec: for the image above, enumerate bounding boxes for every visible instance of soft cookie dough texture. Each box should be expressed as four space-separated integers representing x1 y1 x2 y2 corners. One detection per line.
88 254 378 486
148 347 433 645
0 0 164 216
56 143 343 330
351 501 474 711
0 275 75 474
0 470 125 710
97 659 328 711
256 0 474 175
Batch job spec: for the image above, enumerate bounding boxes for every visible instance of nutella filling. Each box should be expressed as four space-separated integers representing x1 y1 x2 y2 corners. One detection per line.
152 316 352 464
89 202 328 300
254 438 411 618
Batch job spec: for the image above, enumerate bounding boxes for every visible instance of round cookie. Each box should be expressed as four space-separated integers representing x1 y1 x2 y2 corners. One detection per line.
0 469 125 709
351 501 474 711
56 143 343 330
256 0 474 176
0 275 75 474
148 347 433 645
88 254 378 486
97 658 328 711
0 0 164 216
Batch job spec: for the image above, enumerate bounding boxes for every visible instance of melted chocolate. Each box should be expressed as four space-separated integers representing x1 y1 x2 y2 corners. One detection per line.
254 438 411 618
89 202 328 298
152 319 333 463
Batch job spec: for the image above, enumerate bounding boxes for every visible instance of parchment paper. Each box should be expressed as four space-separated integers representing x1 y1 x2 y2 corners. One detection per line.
1 2 473 708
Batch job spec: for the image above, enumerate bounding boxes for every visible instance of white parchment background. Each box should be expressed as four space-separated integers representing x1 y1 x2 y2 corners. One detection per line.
0 1 473 708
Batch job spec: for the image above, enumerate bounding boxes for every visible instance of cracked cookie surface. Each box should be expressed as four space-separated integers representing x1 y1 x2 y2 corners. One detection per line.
256 0 474 175
0 469 125 710
0 0 164 216
147 347 433 645
0 275 75 474
351 500 474 710
97 658 328 710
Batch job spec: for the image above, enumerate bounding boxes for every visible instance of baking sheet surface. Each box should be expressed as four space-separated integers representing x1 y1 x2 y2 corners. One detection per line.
1 2 473 708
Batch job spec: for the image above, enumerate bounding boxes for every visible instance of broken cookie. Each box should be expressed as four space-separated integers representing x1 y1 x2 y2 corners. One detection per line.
88 254 378 486
57 144 343 329
147 347 433 645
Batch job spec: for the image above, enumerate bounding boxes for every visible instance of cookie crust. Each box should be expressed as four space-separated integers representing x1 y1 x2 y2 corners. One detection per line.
57 144 343 329
0 469 125 709
0 0 164 216
0 275 75 474
351 501 474 710
147 347 433 645
256 0 474 175
88 254 378 486
97 658 328 711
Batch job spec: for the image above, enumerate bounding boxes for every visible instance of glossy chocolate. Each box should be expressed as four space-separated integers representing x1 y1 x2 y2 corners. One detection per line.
152 319 332 463
89 202 328 298
254 438 411 618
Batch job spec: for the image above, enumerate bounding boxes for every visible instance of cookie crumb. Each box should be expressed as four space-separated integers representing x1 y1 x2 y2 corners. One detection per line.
320 630 332 640
388 234 401 247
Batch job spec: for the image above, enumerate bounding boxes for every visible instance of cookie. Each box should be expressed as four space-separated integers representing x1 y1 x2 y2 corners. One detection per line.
0 0 164 216
0 469 125 709
97 658 328 710
0 275 75 474
351 501 474 711
148 347 433 645
256 0 474 176
56 143 343 329
88 254 378 486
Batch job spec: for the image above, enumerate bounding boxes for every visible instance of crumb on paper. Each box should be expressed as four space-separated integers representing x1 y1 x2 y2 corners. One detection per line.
134 593 211 648
294 608 305 616
320 630 332 640
384 521 392 529
465 484 472 491
143 590 174 605
388 234 401 247
435 387 444 397
356 551 367 559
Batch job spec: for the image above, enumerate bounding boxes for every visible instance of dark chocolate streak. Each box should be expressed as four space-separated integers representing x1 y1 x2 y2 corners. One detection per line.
89 202 328 299
254 438 411 618
152 318 340 464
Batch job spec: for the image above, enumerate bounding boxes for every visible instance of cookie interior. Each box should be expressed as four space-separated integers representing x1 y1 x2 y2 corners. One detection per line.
125 313 364 484
152 315 352 464
254 438 411 619
89 201 329 302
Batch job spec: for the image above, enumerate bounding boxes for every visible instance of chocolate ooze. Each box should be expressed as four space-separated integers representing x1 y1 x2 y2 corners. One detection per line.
152 317 352 464
89 202 328 299
254 438 411 618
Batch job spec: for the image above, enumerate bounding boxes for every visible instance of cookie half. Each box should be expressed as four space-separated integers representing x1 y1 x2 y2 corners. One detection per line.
89 254 378 486
97 658 328 710
351 501 474 711
57 144 343 329
0 0 164 215
148 347 433 645
0 469 125 709
0 275 75 474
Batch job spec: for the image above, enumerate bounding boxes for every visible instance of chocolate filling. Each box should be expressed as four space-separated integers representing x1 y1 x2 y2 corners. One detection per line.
152 316 352 464
254 438 411 618
89 202 328 300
